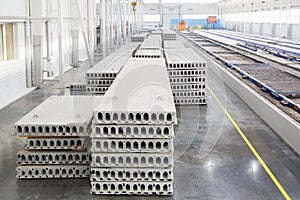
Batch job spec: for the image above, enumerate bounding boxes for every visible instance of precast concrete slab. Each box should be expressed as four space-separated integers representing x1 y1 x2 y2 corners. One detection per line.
17 150 91 165
14 96 94 137
86 86 109 94
90 167 173 182
90 181 173 195
168 69 206 77
164 48 207 69
131 33 149 42
169 77 206 84
90 124 174 138
163 40 186 49
16 165 90 179
174 97 207 105
162 29 177 40
86 79 114 87
91 138 173 153
25 137 87 150
94 58 176 125
86 43 140 79
171 83 205 91
172 90 207 99
133 49 162 58
70 83 86 91
91 153 173 168
151 30 162 35
140 35 162 50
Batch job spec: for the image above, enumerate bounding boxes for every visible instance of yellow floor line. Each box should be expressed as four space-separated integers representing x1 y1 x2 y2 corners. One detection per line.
207 85 291 200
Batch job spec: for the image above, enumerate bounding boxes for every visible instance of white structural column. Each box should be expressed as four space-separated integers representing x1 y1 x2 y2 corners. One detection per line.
122 0 127 42
31 0 43 88
57 0 64 87
110 0 114 51
105 0 111 54
179 4 183 20
128 1 132 36
234 5 237 31
88 0 95 65
116 0 122 46
159 0 163 27
100 0 106 57
71 0 80 67
286 1 292 38
75 0 93 66
24 0 33 87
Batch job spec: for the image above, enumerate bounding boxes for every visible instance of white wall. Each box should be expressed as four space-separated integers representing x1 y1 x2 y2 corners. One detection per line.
0 0 26 16
144 3 218 28
290 24 300 41
0 0 90 109
0 0 33 109
219 0 300 41
0 23 34 110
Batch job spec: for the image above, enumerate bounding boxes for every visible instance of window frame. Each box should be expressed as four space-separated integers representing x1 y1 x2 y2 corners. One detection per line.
0 22 16 63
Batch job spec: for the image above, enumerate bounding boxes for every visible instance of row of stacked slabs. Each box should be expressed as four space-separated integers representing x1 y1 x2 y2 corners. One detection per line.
162 29 177 41
164 48 207 105
131 33 149 42
85 43 140 95
70 82 86 95
15 96 94 179
90 57 177 195
133 35 163 58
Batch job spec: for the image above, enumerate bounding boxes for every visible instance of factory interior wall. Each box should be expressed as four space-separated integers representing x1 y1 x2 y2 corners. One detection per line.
0 23 34 110
143 3 218 28
224 21 300 42
0 0 89 110
220 0 300 42
0 0 32 110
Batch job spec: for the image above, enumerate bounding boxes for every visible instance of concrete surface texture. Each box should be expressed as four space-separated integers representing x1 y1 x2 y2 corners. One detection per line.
0 50 300 199
14 96 94 128
164 48 206 65
86 43 140 76
140 35 162 50
94 58 176 114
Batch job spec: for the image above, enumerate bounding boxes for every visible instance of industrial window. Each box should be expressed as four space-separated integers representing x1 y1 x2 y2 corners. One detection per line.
274 10 281 23
143 15 160 22
281 10 287 23
183 15 201 19
290 9 300 24
0 23 14 62
244 12 250 22
252 11 261 23
0 25 3 61
228 13 234 21
265 10 272 23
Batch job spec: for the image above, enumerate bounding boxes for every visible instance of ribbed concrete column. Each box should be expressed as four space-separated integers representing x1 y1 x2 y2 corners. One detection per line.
88 0 95 64
105 0 111 54
71 0 79 67
100 0 106 57
31 0 43 88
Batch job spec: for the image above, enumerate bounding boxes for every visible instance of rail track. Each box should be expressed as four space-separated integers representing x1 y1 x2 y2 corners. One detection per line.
180 31 300 123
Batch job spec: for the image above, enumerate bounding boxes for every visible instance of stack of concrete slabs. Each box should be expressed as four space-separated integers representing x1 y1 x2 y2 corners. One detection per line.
86 43 140 95
164 48 207 105
15 95 94 179
131 33 149 42
90 58 176 195
162 29 177 40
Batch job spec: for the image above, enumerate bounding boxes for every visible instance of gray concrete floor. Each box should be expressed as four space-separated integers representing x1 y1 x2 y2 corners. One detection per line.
0 55 300 200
